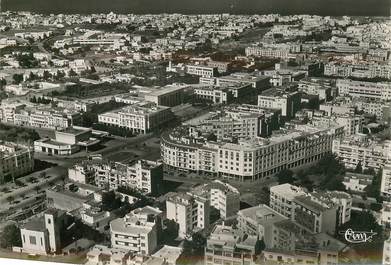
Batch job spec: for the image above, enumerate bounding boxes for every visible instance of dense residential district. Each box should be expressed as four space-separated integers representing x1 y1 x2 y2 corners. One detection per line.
0 11 391 265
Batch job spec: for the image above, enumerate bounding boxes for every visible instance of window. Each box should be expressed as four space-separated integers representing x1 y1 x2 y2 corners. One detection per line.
29 236 37 245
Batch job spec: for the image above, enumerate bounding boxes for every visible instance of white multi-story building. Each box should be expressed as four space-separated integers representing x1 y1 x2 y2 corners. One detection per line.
258 88 301 118
293 194 338 234
381 166 391 197
110 206 162 255
337 79 391 101
0 142 34 184
98 103 173 134
237 204 287 248
193 180 240 219
269 184 307 219
185 65 218 78
162 124 344 182
332 135 391 171
69 159 163 195
324 63 391 79
245 42 300 59
166 192 210 238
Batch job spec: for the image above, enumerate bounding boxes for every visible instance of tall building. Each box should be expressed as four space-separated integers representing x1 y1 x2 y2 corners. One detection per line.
237 204 286 248
192 180 240 219
185 65 218 78
293 195 338 234
269 183 307 219
0 141 34 184
336 79 391 101
69 159 163 195
161 124 344 182
258 88 301 118
110 206 162 255
332 135 391 171
166 192 210 238
97 103 173 134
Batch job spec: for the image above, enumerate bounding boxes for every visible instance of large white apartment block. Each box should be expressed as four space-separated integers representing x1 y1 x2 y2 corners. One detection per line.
332 135 391 171
337 79 391 100
166 192 210 238
0 142 34 184
110 206 162 255
193 180 240 219
270 184 350 231
293 195 338 234
237 204 286 248
185 65 218 78
0 100 78 130
69 159 163 195
324 63 391 79
98 104 173 134
311 114 364 136
381 166 391 197
14 108 77 130
269 184 307 219
245 42 301 59
258 88 301 118
162 124 344 182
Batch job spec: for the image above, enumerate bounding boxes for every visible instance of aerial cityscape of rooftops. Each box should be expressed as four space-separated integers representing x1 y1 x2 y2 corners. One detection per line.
0 9 391 265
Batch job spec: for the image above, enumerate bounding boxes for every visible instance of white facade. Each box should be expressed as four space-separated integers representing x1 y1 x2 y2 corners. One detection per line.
110 206 161 255
0 142 34 184
269 183 307 219
185 65 218 78
162 124 344 182
333 136 391 171
98 104 173 134
337 79 391 101
193 180 240 219
166 192 210 238
69 159 163 195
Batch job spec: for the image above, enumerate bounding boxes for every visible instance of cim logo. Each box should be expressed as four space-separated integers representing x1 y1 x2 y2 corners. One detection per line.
339 229 377 243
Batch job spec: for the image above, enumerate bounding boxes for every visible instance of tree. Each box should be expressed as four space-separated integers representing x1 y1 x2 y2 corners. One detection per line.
365 169 382 202
34 186 41 194
69 69 77 77
162 219 179 244
43 70 51 80
101 191 122 211
354 162 363 173
12 73 23 84
0 224 22 248
39 171 47 179
276 169 294 184
6 196 14 204
191 232 207 254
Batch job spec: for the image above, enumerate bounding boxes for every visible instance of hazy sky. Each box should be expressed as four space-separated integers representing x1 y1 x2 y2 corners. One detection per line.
3 0 391 16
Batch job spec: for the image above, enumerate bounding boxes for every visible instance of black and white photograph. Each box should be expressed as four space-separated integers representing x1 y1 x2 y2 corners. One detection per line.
0 1 390 265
